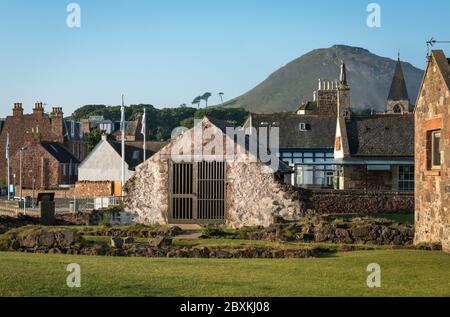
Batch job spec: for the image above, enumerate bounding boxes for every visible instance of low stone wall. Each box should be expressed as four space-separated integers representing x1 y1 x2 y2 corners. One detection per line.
301 189 414 215
19 181 116 199
71 181 115 197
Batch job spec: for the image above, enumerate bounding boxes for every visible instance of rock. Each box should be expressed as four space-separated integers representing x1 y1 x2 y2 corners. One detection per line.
123 237 134 245
314 223 336 242
38 232 55 248
21 235 37 248
190 247 210 258
10 239 20 250
335 228 353 244
149 235 172 247
351 226 371 238
111 237 124 249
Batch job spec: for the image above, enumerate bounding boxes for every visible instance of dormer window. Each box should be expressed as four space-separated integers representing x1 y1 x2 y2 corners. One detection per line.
299 123 307 131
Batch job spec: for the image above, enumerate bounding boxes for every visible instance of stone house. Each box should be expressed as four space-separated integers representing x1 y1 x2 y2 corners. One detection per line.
125 117 299 228
414 50 450 253
333 114 414 191
0 102 88 189
11 140 80 189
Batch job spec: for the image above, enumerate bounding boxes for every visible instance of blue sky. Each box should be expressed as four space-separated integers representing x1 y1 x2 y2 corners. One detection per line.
0 0 449 117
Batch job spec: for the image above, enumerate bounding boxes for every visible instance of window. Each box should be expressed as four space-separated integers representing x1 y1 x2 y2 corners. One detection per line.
393 104 402 113
398 165 414 192
432 131 441 168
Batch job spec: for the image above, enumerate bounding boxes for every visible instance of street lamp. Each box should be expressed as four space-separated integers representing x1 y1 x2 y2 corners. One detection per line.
19 146 27 209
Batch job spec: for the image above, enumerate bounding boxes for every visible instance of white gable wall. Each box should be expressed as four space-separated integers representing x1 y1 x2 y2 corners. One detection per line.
78 140 134 182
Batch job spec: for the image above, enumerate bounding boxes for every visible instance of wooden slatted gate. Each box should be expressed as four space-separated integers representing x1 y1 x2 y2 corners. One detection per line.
169 161 226 224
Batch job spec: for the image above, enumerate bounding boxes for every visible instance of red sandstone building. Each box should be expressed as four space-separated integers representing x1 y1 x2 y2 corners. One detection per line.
0 102 88 189
414 50 450 253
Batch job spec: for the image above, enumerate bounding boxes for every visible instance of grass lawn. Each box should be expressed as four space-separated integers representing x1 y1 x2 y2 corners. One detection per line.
0 250 449 297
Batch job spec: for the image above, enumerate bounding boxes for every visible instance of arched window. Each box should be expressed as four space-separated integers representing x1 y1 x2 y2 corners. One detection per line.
393 104 402 113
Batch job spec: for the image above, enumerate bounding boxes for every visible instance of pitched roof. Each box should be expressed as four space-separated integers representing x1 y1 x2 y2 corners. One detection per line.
297 101 317 112
431 50 450 91
205 117 292 173
41 141 80 164
109 141 164 170
250 113 336 149
388 59 409 101
345 114 414 157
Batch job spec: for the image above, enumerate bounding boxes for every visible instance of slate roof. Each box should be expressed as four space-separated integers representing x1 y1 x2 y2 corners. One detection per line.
249 113 336 149
345 114 414 157
41 141 80 164
297 101 317 112
109 141 166 170
205 117 292 173
388 59 409 101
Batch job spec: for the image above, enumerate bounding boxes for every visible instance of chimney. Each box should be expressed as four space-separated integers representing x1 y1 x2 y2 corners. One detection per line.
33 101 44 118
13 103 23 117
50 107 64 141
340 62 347 86
50 107 64 117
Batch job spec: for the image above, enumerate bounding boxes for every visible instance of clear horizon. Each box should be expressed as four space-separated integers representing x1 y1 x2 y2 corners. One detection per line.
1 0 450 118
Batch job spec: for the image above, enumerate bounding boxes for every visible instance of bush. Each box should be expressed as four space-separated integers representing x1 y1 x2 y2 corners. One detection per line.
100 215 111 228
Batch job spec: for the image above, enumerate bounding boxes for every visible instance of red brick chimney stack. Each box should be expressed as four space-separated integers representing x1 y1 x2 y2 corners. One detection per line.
50 107 64 141
13 102 23 117
33 101 44 118
50 107 64 117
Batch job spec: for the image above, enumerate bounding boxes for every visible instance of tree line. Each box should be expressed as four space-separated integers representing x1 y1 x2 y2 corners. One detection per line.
71 104 249 141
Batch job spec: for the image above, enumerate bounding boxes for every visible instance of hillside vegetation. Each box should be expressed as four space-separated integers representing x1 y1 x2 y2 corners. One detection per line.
223 45 423 113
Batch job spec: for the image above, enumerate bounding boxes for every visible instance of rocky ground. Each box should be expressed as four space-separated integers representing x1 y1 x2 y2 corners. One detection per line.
0 226 320 259
201 214 415 246
0 213 441 259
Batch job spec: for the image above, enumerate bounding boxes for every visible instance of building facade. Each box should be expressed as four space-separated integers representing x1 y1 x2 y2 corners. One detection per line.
78 135 167 182
125 117 298 228
0 102 88 189
414 50 450 253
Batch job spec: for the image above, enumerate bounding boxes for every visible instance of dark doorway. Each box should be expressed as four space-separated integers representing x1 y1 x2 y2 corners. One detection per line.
169 161 226 224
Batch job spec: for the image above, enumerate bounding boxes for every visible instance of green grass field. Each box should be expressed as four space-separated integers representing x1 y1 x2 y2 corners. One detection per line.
0 250 449 297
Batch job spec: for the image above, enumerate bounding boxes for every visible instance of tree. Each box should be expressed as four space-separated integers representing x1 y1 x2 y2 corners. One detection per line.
201 92 212 108
192 96 202 109
218 92 225 105
85 128 105 151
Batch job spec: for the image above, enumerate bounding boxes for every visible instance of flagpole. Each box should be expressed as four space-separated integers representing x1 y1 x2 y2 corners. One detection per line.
143 108 147 162
121 94 125 197
6 133 10 201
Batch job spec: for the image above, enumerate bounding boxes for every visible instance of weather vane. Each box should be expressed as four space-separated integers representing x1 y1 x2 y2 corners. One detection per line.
427 37 450 55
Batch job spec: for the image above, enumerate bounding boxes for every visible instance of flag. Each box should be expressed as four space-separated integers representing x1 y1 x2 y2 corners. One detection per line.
5 133 10 161
141 109 146 136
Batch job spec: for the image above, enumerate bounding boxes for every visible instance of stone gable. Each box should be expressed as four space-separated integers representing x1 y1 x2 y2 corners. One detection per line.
414 51 450 253
125 117 301 228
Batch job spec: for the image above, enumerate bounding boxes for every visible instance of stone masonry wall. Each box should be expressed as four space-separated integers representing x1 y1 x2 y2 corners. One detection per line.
317 90 338 116
414 53 450 253
302 189 414 215
125 118 301 228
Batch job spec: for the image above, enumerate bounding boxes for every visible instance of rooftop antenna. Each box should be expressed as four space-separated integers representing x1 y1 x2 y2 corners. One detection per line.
427 37 450 55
